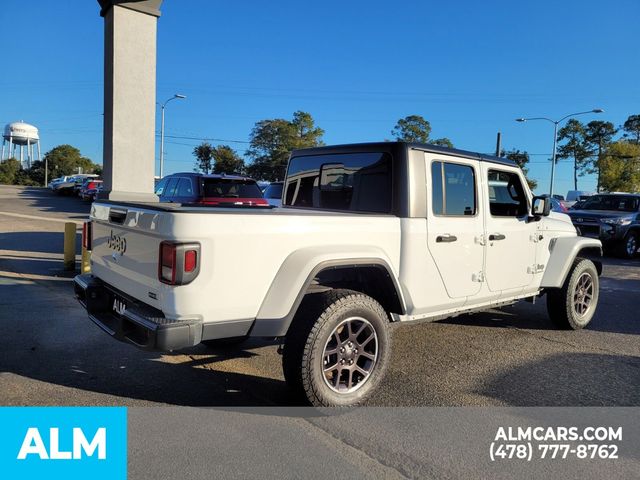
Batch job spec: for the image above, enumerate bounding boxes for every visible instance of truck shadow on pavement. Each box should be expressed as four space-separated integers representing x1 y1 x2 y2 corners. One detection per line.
478 352 640 406
0 276 301 406
17 187 92 216
441 300 640 336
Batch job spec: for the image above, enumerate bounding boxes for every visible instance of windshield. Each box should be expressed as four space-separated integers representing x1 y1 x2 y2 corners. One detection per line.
264 183 283 199
202 178 263 198
581 195 639 212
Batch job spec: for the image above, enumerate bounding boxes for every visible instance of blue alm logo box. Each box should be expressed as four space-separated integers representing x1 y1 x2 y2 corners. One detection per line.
0 407 127 479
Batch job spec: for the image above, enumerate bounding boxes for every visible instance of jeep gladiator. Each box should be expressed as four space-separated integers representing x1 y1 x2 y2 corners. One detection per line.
75 142 603 406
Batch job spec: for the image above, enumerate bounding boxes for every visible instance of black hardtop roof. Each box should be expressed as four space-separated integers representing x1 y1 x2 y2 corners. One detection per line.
291 141 516 167
166 172 254 181
592 192 640 197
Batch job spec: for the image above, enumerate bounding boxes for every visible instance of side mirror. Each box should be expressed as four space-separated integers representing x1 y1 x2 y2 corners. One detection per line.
532 196 551 217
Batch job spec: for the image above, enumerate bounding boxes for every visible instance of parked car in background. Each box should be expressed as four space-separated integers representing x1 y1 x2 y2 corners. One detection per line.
80 179 103 201
552 194 565 201
48 176 70 190
74 175 99 196
263 181 283 207
53 174 98 195
154 172 269 207
548 196 569 213
568 193 640 258
564 190 594 209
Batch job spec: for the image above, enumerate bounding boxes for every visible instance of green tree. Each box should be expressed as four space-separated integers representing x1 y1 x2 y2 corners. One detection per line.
391 115 454 147
246 111 324 181
41 144 97 180
599 141 640 193
392 115 431 142
193 142 214 174
430 137 454 148
0 158 21 184
556 119 593 191
212 145 244 174
501 149 538 191
584 121 617 192
622 114 640 144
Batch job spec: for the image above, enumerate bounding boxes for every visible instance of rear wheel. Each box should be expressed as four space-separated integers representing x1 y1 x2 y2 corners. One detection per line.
546 258 599 330
282 289 390 407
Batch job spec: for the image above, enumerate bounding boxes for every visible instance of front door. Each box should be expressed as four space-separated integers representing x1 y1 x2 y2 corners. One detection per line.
426 155 484 299
482 166 537 294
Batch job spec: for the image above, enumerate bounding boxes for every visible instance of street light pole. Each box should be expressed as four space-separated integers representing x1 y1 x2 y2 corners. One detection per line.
158 94 186 178
550 122 558 196
515 109 603 196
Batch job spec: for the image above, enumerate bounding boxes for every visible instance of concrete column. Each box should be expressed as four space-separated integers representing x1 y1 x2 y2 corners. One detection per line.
99 0 163 202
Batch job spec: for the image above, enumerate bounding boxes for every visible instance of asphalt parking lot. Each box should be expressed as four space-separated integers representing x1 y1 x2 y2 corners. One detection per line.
1 184 639 408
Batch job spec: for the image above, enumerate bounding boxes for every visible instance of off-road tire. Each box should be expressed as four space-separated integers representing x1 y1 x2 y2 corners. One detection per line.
282 289 391 407
546 258 599 330
616 231 638 259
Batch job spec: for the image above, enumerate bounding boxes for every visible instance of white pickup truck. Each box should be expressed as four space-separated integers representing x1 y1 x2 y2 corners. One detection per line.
75 142 602 406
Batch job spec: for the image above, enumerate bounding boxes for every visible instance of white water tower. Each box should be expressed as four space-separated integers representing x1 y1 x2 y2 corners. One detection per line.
2 122 41 169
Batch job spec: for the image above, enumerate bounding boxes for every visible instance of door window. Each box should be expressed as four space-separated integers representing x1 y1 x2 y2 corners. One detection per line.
487 170 527 217
176 178 194 197
163 178 179 198
431 161 476 216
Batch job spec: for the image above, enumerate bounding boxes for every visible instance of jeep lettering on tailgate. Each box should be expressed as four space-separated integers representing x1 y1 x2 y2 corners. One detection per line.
107 230 126 255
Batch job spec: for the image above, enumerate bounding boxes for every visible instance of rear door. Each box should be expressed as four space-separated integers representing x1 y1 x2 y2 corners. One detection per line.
426 155 484 299
482 167 537 293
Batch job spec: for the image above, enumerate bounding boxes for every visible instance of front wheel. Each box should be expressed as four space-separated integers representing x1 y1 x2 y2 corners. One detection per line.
617 231 638 259
282 289 391 407
546 258 599 330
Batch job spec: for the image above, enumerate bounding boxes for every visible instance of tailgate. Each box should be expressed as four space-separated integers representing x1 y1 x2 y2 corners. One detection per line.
90 203 166 307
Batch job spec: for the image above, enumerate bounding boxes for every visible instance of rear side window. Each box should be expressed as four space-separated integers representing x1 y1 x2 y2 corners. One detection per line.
176 178 194 197
283 152 392 213
431 161 476 216
488 170 527 216
202 179 263 198
264 183 283 199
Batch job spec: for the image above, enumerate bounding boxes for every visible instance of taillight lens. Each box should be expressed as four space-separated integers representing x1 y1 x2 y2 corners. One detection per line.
158 242 200 285
82 221 92 250
184 250 197 273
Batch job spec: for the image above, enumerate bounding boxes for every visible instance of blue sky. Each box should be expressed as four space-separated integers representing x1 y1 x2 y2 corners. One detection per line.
1 0 638 195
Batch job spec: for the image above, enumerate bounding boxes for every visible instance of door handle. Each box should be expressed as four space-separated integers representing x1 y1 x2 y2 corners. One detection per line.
436 234 458 243
489 233 506 241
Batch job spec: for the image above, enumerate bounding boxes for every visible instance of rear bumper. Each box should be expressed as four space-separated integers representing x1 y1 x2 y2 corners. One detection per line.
73 274 203 351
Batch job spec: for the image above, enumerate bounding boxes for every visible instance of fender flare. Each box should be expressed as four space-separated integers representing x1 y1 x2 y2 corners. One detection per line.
250 245 406 337
540 236 602 289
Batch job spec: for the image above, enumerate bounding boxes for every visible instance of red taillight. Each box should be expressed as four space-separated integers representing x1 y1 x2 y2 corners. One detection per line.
158 242 200 285
184 250 197 273
160 242 177 284
82 221 92 250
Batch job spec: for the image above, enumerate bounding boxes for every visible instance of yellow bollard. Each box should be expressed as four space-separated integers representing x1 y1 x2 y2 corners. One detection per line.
63 222 77 271
81 246 91 273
